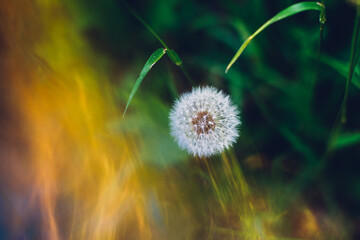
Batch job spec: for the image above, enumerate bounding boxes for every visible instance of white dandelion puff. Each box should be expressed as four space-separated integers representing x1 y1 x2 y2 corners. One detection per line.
169 86 241 157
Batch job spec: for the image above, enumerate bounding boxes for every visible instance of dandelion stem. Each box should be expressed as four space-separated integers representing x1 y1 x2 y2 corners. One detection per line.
202 157 226 211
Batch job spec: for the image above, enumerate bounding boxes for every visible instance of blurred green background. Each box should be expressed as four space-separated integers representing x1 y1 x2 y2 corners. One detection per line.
70 0 360 238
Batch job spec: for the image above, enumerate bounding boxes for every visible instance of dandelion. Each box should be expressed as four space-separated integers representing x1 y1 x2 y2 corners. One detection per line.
169 86 241 157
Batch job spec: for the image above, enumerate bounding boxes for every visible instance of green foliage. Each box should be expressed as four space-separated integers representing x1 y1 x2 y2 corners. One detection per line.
74 0 360 237
318 53 360 89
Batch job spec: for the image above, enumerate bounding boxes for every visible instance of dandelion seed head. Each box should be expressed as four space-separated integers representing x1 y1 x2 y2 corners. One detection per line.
169 86 241 157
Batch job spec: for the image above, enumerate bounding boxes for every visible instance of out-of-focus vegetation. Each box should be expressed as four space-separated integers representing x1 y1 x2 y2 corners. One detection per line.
113 0 360 238
1 0 359 239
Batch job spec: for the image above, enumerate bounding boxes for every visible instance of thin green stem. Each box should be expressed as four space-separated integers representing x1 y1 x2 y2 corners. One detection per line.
316 25 324 61
341 5 360 123
122 1 169 49
315 20 325 73
121 1 195 86
179 66 196 85
316 1 326 72
324 5 360 156
313 5 326 101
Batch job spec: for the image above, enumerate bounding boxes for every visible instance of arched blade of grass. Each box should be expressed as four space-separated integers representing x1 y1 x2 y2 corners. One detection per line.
225 2 325 73
123 48 166 117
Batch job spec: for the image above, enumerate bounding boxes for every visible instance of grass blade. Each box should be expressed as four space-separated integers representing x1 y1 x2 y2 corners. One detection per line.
334 132 360 149
226 1 325 73
123 48 166 117
167 49 182 66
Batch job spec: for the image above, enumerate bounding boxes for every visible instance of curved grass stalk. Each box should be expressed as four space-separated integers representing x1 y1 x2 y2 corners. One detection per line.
225 2 326 73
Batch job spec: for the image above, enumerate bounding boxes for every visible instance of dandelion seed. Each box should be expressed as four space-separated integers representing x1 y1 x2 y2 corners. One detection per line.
169 86 241 157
